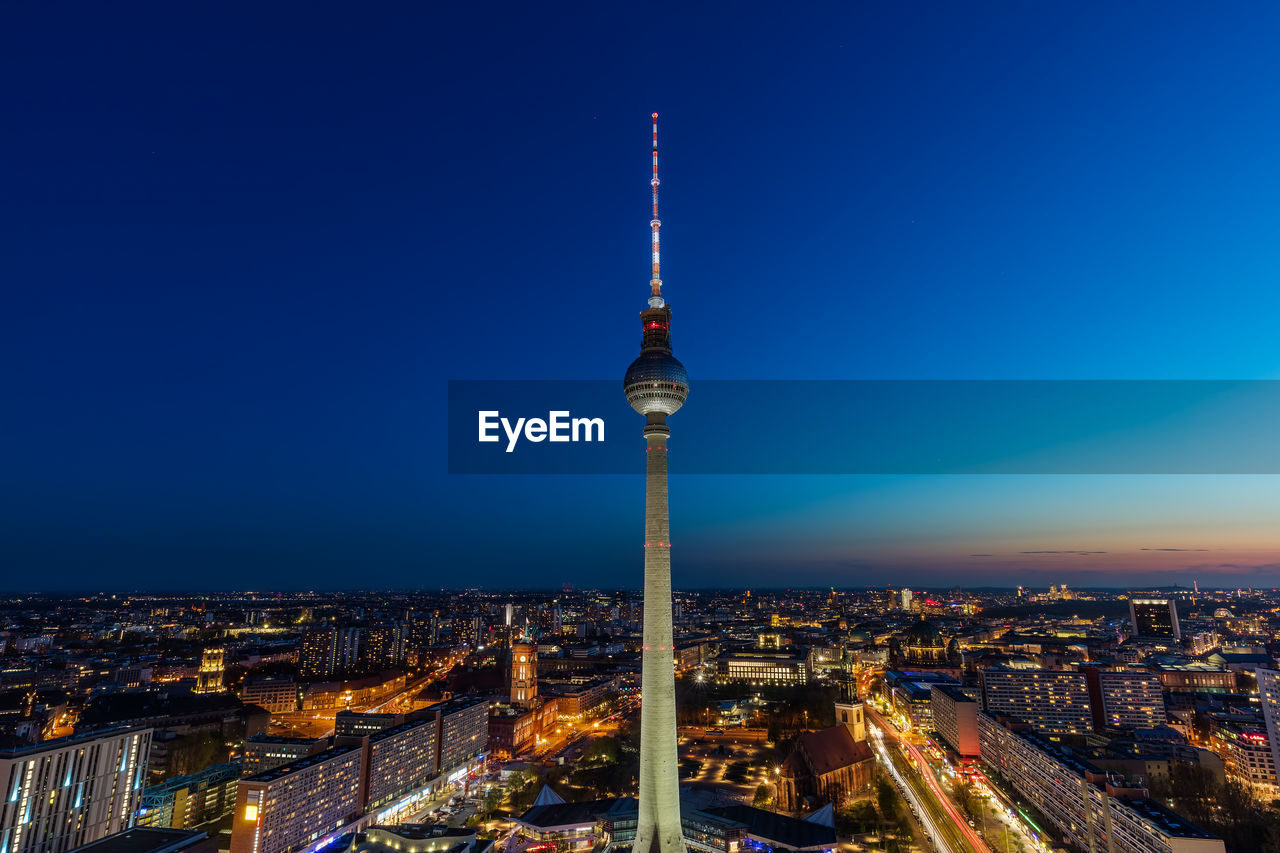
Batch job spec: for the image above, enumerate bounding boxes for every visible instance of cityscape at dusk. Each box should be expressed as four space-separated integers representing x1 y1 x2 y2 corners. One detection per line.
6 5 1280 853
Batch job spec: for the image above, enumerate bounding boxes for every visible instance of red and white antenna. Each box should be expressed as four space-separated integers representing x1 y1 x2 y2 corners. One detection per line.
649 112 663 306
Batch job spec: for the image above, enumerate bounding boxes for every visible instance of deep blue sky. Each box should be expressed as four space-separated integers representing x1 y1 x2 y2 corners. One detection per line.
5 3 1280 591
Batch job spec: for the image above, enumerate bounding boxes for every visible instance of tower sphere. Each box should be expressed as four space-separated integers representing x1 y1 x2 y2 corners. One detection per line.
624 350 689 416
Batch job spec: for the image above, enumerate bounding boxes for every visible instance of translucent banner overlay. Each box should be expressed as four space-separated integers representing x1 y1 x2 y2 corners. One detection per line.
448 380 1280 474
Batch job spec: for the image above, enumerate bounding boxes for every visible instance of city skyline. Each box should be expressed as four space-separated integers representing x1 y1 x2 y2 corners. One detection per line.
6 4 1280 590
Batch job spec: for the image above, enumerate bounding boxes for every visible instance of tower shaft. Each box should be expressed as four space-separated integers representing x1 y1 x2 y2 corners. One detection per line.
625 112 688 853
633 422 683 853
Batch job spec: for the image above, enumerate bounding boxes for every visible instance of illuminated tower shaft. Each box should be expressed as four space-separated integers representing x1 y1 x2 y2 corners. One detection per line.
625 114 689 853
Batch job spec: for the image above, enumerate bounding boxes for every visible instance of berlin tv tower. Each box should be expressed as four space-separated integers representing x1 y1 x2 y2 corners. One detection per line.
624 113 689 853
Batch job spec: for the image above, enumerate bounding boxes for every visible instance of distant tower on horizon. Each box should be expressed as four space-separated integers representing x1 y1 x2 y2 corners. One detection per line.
624 113 689 853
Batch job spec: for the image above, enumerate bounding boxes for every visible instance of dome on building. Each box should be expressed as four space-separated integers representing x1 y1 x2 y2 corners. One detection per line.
900 619 949 667
901 619 944 649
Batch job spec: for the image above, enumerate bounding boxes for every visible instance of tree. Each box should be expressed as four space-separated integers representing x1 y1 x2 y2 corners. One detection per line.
876 777 900 823
753 784 772 809
582 736 620 766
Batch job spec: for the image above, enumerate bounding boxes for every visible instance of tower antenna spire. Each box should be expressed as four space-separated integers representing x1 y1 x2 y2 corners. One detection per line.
649 112 663 306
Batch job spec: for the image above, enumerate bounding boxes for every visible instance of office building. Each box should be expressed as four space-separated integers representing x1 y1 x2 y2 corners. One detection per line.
138 761 241 830
714 649 808 686
0 727 151 853
885 670 959 732
1150 663 1235 693
230 746 364 853
622 113 689 853
930 684 979 758
979 714 1222 853
981 667 1092 735
240 677 298 715
1129 598 1181 642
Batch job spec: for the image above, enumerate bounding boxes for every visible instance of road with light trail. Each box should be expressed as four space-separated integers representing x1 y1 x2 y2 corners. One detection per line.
867 706 992 853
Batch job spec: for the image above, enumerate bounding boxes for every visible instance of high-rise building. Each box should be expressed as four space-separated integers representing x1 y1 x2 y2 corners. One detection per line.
195 647 224 694
1129 598 1181 641
510 634 537 707
362 718 438 813
298 628 366 679
623 113 688 853
0 727 152 853
901 589 913 610
1091 671 1166 731
981 667 1092 735
230 746 364 853
298 629 338 680
420 697 488 777
360 626 406 672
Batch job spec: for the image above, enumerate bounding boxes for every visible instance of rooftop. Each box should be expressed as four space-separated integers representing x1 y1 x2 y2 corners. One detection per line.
245 745 360 783
703 804 837 851
67 828 207 853
0 725 144 757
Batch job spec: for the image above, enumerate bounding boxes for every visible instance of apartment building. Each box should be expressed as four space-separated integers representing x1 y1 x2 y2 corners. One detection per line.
979 714 1222 853
981 667 1092 735
230 746 363 853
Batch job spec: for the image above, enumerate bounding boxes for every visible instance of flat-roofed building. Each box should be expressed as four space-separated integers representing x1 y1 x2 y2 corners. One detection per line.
240 678 298 715
335 711 402 738
138 761 241 830
420 697 488 776
229 746 363 853
0 727 152 853
714 649 808 686
65 827 211 853
979 713 1222 853
241 735 327 777
981 667 1092 735
363 719 438 813
1129 598 1181 641
930 684 979 758
1151 664 1235 694
1096 672 1166 731
884 670 959 732
1208 721 1276 796
347 825 488 853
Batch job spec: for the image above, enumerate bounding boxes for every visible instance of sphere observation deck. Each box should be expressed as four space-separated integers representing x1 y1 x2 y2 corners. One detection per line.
624 349 689 416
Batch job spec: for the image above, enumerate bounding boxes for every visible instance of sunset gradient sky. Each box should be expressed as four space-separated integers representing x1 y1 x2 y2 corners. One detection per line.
4 3 1280 589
